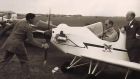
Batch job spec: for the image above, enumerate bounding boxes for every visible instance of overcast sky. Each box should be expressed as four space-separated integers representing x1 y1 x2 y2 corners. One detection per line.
0 0 140 16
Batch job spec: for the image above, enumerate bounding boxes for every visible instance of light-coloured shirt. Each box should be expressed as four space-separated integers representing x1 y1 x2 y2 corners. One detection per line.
102 27 118 42
129 19 134 26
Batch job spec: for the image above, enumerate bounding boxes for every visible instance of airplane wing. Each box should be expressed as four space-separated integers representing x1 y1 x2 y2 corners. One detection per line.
82 51 140 71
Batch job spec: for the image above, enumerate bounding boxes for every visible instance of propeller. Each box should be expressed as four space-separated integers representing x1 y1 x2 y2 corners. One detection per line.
43 9 52 65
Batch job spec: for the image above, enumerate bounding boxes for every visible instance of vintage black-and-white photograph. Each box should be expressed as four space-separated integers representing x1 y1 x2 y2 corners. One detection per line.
0 0 140 79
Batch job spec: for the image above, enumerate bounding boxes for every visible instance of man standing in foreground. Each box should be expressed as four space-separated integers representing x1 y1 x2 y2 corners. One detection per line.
0 13 49 79
121 11 140 79
121 11 140 63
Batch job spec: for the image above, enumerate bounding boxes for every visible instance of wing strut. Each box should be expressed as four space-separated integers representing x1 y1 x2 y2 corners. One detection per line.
43 9 51 65
125 68 131 79
88 61 100 74
86 61 100 79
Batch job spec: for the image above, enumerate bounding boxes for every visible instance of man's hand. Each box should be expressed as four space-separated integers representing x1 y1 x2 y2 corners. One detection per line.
136 33 140 39
120 27 125 33
42 43 49 49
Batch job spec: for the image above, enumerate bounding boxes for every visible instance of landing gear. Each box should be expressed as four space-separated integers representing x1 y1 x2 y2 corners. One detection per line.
60 56 104 79
86 61 111 79
85 74 96 79
60 56 89 73
61 62 71 73
86 61 102 79
124 69 131 79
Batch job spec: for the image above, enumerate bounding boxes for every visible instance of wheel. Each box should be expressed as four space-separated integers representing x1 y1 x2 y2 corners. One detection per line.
85 74 96 79
60 62 71 73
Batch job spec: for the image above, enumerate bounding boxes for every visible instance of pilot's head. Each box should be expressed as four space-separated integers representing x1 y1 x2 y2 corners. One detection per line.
126 11 135 22
104 19 114 29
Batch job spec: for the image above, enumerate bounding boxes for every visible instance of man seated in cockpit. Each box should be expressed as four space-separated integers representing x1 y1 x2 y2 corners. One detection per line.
98 19 119 42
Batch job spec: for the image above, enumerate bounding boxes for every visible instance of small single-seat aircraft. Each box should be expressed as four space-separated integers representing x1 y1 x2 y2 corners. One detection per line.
1 12 140 78
49 22 140 79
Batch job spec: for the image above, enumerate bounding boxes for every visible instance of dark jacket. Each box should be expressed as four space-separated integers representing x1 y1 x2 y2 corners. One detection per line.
124 19 140 50
2 19 42 53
